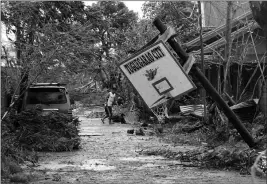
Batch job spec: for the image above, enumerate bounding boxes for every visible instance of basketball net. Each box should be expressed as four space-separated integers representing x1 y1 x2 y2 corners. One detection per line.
150 92 172 123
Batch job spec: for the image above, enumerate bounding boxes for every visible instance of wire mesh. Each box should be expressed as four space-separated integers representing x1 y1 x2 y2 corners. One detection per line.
150 100 169 123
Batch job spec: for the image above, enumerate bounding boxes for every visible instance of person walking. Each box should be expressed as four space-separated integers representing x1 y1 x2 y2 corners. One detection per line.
101 88 117 124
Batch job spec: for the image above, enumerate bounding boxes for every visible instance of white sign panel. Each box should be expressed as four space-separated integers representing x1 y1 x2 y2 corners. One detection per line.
119 41 196 108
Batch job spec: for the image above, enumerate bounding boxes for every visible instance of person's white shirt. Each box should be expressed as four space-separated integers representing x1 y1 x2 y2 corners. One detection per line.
107 92 116 106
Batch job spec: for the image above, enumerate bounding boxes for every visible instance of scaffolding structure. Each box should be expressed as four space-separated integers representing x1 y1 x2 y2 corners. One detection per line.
185 2 266 102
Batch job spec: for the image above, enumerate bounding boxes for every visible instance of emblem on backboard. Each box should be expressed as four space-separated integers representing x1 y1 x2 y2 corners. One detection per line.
144 67 158 81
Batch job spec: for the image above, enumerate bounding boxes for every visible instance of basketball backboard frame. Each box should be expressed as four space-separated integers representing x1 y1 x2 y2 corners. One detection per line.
119 40 196 109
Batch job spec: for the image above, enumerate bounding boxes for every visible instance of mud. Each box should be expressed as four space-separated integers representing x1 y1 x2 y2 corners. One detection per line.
18 115 266 184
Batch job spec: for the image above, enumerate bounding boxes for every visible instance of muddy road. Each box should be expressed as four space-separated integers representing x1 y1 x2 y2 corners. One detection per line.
21 112 265 184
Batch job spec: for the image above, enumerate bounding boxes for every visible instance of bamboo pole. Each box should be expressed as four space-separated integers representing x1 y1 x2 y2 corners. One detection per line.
223 1 233 94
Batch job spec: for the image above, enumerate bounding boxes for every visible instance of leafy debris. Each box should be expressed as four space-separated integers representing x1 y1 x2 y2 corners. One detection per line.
140 146 265 174
2 109 81 152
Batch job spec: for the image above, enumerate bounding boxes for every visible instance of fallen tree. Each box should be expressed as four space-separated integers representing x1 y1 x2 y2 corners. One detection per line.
1 108 81 177
6 109 80 152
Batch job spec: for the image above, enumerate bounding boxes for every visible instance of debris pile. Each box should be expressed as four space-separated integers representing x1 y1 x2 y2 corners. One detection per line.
146 96 267 174
2 109 81 152
170 116 203 134
86 111 105 118
141 146 266 175
80 91 106 107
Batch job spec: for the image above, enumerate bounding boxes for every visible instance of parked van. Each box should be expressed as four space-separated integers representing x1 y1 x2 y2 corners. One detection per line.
22 83 72 115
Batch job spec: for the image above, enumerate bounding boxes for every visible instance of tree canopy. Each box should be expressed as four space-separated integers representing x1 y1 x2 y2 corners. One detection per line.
142 1 199 43
1 1 200 94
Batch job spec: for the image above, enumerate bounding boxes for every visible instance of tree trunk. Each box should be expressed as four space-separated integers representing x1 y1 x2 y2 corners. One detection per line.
17 30 34 112
15 25 23 112
17 68 29 112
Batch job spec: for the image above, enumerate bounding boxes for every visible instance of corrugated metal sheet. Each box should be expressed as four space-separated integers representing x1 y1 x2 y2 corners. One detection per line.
180 104 205 117
230 99 258 123
230 99 258 110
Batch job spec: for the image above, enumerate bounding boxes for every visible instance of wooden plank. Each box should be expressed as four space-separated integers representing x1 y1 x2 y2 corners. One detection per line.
185 11 253 48
192 22 258 54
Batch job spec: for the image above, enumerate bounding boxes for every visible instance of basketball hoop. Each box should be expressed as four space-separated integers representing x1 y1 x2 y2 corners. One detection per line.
150 92 172 123
119 41 196 124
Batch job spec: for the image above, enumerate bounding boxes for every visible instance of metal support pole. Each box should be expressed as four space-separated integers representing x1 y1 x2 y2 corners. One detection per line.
153 17 256 148
198 1 207 122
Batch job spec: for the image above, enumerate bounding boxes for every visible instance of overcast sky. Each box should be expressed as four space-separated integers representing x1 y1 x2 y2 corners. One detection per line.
84 1 145 18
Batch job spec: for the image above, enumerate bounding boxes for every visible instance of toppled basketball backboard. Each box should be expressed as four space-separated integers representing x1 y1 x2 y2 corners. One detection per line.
119 41 196 108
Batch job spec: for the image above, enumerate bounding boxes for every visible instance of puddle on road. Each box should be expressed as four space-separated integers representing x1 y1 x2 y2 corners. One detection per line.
119 156 183 171
35 159 115 172
119 156 165 162
34 156 177 173
137 163 162 169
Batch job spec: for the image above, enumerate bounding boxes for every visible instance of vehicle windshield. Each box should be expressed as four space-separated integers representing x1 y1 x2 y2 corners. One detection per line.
26 88 67 104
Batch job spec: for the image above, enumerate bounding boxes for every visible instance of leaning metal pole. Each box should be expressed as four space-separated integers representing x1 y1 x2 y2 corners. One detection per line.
153 17 256 148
